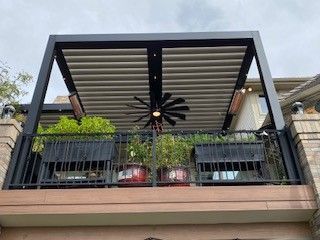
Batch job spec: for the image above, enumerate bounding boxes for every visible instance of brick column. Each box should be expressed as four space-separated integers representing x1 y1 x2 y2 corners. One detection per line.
289 114 320 239
0 119 22 189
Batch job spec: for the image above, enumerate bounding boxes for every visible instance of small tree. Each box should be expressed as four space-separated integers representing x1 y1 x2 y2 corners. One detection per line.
0 61 33 107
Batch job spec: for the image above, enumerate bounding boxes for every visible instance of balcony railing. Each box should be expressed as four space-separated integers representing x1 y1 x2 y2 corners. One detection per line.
6 130 300 189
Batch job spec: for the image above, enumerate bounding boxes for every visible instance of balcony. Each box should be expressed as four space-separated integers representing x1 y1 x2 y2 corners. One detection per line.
3 31 303 190
0 32 316 233
7 129 299 189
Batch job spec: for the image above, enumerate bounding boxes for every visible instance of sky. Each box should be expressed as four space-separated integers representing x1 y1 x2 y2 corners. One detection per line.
0 0 319 103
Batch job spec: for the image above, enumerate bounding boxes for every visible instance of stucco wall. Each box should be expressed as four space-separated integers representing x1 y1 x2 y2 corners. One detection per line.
0 120 22 188
0 223 313 240
233 93 267 130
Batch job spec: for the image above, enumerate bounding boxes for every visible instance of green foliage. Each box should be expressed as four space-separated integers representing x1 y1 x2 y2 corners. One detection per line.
187 133 227 145
187 133 256 145
79 116 116 134
127 128 152 166
41 116 116 135
156 134 192 169
33 116 116 152
43 116 80 135
0 61 32 106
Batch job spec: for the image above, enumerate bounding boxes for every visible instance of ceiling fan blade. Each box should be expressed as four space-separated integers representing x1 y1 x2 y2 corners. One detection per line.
143 118 152 129
126 104 149 110
165 105 190 111
162 97 185 109
160 93 172 105
163 114 176 126
134 96 150 107
164 111 186 120
126 110 149 115
133 113 150 122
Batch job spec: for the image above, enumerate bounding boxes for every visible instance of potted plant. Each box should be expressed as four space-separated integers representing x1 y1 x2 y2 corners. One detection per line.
118 128 152 185
156 134 192 186
37 116 116 183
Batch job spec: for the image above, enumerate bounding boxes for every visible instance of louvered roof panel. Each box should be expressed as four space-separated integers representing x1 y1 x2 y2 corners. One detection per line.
62 45 247 131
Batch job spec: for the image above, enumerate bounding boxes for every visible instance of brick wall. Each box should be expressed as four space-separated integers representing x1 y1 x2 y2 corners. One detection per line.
290 114 320 239
0 119 22 188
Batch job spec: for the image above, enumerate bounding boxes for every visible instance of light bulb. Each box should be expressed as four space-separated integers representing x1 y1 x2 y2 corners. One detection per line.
152 111 161 117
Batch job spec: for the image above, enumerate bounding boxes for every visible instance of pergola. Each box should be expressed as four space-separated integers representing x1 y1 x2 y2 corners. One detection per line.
27 31 284 131
17 31 300 181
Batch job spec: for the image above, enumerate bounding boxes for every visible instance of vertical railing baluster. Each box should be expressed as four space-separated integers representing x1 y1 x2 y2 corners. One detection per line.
152 130 157 187
28 136 38 186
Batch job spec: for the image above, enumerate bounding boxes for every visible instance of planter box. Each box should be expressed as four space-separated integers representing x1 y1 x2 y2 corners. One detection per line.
40 139 115 185
194 141 266 182
195 141 265 164
42 139 115 163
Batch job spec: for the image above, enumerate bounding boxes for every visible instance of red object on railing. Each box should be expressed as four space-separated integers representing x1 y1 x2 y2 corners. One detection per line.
158 167 190 187
118 163 148 186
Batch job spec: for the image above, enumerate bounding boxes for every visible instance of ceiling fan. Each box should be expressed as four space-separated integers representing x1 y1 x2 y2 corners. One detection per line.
127 92 189 130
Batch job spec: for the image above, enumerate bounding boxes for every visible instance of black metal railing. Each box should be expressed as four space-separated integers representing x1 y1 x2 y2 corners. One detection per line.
6 130 300 189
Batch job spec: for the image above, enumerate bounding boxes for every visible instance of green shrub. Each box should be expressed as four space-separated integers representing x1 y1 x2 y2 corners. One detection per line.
33 116 116 152
156 134 192 169
79 116 116 134
42 116 80 135
187 133 256 145
127 133 152 167
41 116 116 135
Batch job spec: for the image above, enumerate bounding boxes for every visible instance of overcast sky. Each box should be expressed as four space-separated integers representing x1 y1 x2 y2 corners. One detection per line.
1 0 319 103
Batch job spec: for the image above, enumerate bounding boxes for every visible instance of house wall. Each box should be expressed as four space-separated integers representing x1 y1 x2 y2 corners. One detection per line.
0 120 22 188
0 223 312 240
233 92 267 130
290 114 320 239
233 90 288 130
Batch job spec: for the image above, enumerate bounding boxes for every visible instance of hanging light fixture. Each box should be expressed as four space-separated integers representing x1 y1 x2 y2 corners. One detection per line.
68 92 85 120
228 88 246 115
152 110 161 117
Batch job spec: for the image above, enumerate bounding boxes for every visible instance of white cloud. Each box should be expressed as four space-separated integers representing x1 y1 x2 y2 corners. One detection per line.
0 0 319 103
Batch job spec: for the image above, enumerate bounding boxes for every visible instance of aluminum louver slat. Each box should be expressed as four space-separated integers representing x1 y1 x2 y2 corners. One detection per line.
61 45 247 130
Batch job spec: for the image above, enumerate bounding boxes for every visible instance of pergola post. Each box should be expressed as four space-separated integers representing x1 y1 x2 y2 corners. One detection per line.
24 35 56 134
252 32 300 182
8 36 56 186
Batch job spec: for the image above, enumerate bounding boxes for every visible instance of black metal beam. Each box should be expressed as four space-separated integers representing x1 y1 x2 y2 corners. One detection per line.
55 47 86 116
147 46 162 108
54 32 254 49
54 31 255 43
222 42 255 130
55 47 77 93
10 36 56 186
147 46 163 128
19 103 73 113
24 36 56 134
252 32 300 182
252 33 284 130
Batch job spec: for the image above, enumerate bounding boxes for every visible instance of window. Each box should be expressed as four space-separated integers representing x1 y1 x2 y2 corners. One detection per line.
258 95 268 114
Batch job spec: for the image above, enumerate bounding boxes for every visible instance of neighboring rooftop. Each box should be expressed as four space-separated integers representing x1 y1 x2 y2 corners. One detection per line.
263 74 320 126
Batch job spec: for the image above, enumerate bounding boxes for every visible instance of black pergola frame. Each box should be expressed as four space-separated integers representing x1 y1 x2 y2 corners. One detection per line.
4 31 303 188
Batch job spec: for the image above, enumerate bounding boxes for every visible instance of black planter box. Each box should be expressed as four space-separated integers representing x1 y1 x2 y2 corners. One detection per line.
195 141 266 182
195 141 265 164
40 139 115 185
42 139 115 163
